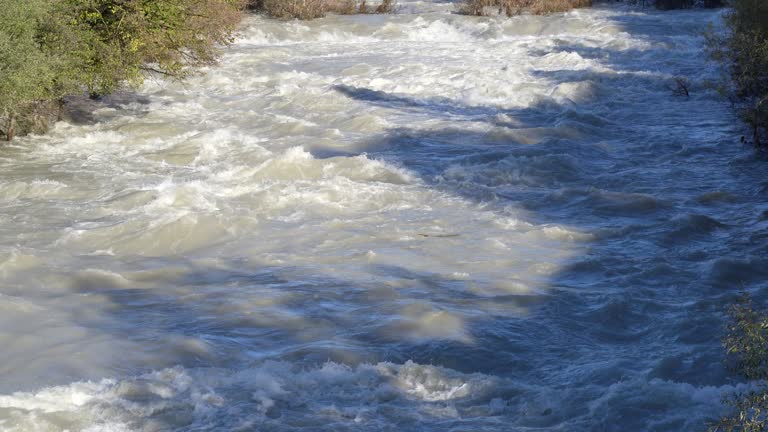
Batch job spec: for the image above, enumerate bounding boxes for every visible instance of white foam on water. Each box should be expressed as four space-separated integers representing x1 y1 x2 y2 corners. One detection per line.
0 361 744 432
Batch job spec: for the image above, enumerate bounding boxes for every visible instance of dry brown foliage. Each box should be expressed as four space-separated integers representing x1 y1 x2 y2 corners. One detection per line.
326 0 357 14
250 0 395 19
253 0 326 19
458 0 591 16
671 77 691 97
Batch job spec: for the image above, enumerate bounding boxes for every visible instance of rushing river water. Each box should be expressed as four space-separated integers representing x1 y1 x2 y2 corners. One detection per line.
1 2 767 431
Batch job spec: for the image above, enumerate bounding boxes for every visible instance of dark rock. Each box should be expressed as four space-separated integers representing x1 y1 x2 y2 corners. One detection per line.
701 0 724 7
655 0 694 9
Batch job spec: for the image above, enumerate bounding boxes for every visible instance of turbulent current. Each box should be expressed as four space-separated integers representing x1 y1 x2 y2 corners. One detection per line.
1 2 767 431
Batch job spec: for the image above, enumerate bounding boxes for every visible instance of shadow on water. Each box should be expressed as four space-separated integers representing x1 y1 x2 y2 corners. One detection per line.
322 15 767 429
59 256 559 430
67 255 546 371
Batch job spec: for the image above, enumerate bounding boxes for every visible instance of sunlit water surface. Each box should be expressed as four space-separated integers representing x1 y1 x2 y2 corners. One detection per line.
1 2 767 431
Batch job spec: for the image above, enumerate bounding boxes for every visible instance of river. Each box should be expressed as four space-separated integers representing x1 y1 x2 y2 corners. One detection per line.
1 2 767 431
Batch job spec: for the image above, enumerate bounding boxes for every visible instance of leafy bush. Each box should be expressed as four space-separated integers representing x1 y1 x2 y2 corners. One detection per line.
711 296 768 431
457 0 591 17
707 0 768 147
0 0 245 141
0 1 77 140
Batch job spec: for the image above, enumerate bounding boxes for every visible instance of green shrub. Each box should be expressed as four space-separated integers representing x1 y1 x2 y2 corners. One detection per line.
61 0 245 94
707 0 768 147
0 0 245 141
711 296 768 431
0 1 78 140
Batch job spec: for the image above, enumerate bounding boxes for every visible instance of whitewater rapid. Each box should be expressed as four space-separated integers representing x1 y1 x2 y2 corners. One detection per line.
1 2 767 431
